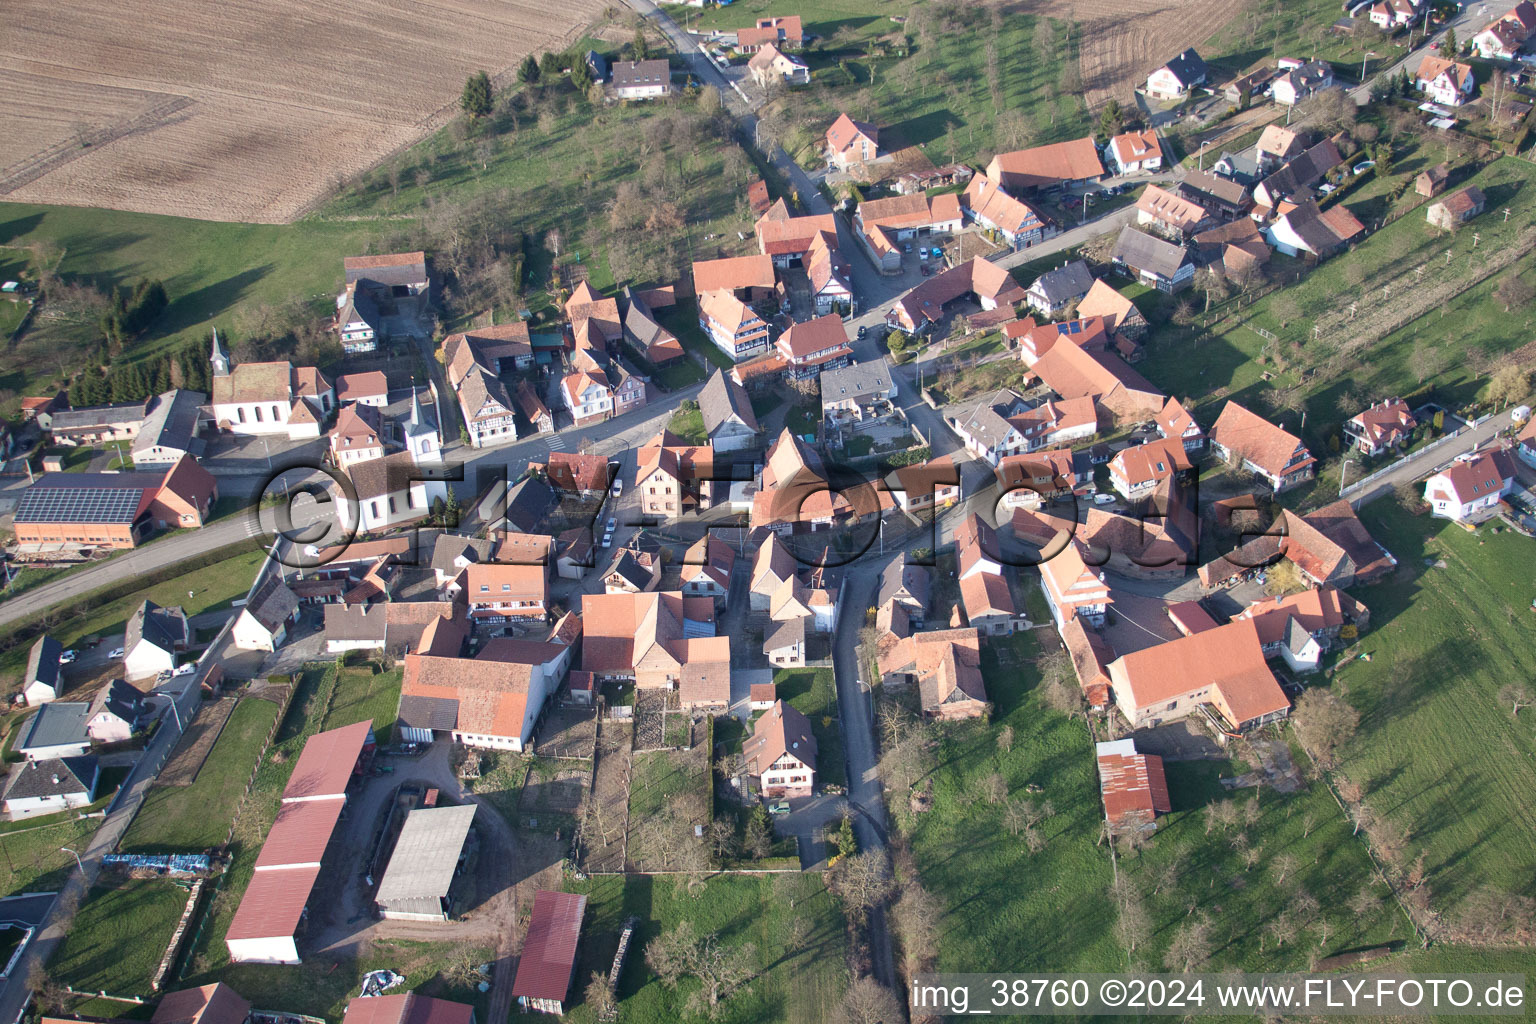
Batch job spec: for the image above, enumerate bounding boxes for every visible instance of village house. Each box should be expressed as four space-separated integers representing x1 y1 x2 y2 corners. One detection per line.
961 568 1020 636
1253 137 1343 210
776 314 853 380
961 173 1053 252
1110 618 1290 731
1192 218 1271 281
751 428 883 533
736 14 803 51
1145 48 1208 100
455 367 518 448
1416 55 1476 106
561 370 613 427
681 535 735 601
1224 66 1274 104
47 401 147 447
1265 201 1366 258
986 137 1104 194
2 756 100 819
1077 279 1150 348
1236 586 1368 673
1346 398 1417 455
743 700 817 797
696 286 773 361
878 553 931 624
1176 170 1253 220
123 599 188 680
636 430 714 518
889 257 1027 332
335 282 381 353
208 332 333 438
1198 499 1399 590
699 369 761 451
950 389 1030 465
821 358 897 425
1096 739 1171 834
806 230 854 313
1209 401 1315 492
1416 163 1451 198
1254 124 1307 174
764 617 806 667
1269 60 1334 106
1369 0 1419 29
1025 260 1095 316
604 545 663 595
1016 316 1108 366
1028 331 1168 425
453 562 549 625
330 403 389 468
337 251 429 352
1423 448 1516 521
748 43 810 87
620 287 685 366
750 533 797 610
887 455 962 514
1037 538 1112 629
232 575 299 652
856 192 964 271
1109 437 1193 501
610 59 671 100
1518 416 1536 469
579 590 731 709
996 448 1091 507
1110 226 1195 292
1475 1 1536 58
1427 186 1487 230
336 372 389 408
1108 129 1163 175
1012 395 1100 452
85 678 147 743
877 628 990 720
1155 396 1207 452
825 113 880 170
23 637 65 706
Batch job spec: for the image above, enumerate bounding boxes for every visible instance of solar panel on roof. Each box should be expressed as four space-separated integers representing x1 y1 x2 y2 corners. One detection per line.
14 485 148 524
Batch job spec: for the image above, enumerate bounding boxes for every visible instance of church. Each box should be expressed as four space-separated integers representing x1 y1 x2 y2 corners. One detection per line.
207 330 335 438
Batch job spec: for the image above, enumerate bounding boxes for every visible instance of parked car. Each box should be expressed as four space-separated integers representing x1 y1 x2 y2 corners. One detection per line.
858 325 868 338
174 663 196 676
768 800 791 815
611 478 623 497
109 647 125 659
1093 493 1116 506
601 531 614 549
59 649 77 664
606 517 617 533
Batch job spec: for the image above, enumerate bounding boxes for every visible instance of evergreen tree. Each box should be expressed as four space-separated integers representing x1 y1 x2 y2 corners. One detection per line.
571 56 593 92
517 54 540 84
632 27 650 62
1098 99 1123 139
1443 27 1457 57
540 51 563 79
460 70 493 118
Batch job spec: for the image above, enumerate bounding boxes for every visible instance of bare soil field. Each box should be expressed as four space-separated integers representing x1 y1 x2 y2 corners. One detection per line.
1034 0 1244 110
155 696 238 787
0 0 602 222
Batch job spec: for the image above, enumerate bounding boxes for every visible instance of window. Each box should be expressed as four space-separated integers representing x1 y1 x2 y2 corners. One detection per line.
370 500 379 519
253 405 263 423
502 583 511 591
480 584 490 593
237 407 246 424
1166 701 1178 711
387 496 396 514
273 405 282 421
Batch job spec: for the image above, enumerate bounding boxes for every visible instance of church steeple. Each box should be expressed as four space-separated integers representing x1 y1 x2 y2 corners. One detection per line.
210 328 230 378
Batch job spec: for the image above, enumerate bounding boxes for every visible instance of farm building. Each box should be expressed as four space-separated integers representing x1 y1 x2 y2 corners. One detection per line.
1096 738 1171 833
10 456 218 550
511 890 588 1015
150 982 251 1024
342 994 473 1024
225 721 374 964
374 804 477 921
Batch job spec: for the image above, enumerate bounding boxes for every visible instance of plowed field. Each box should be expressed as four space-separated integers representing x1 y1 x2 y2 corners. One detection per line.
0 0 601 222
1048 0 1243 110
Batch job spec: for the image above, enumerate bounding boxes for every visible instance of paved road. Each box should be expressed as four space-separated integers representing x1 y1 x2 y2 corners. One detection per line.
1341 414 1508 507
1349 4 1490 104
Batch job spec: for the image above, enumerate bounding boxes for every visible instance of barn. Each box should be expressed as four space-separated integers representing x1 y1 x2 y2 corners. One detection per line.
374 804 477 921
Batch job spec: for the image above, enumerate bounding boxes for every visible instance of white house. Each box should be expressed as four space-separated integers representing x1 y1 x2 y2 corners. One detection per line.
1474 2 1536 59
742 700 817 798
123 599 187 681
699 369 761 452
1145 48 1208 100
1270 61 1334 106
1369 0 1419 29
562 371 613 428
232 576 300 652
22 637 64 707
85 679 147 743
1415 55 1475 107
610 60 672 100
1108 130 1163 175
2 757 99 819
335 283 381 353
748 43 810 87
1423 449 1516 521
16 703 92 761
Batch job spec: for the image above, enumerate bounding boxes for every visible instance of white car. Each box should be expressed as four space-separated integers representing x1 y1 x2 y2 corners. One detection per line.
1093 493 1116 506
109 647 125 659
59 649 77 664
611 478 623 498
174 663 196 676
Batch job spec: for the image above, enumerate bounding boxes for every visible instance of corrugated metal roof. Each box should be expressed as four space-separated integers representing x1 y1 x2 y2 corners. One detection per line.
375 804 476 903
282 721 372 801
511 891 587 1003
254 797 345 868
342 994 473 1024
225 865 320 941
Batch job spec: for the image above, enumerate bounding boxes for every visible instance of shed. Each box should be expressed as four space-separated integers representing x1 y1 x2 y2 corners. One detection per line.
511 891 588 1015
375 804 478 921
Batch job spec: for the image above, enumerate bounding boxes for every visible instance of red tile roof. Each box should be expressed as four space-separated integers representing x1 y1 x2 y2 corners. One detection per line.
225 865 321 942
1108 619 1289 728
692 254 776 295
253 797 345 868
152 984 250 1024
283 721 372 801
1210 401 1312 479
511 890 588 1004
987 136 1104 190
343 995 473 1024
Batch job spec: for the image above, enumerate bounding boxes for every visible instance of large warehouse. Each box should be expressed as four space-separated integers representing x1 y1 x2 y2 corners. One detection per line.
374 803 477 921
225 721 374 964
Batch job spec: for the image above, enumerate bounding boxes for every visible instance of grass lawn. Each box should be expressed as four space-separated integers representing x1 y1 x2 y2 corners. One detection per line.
666 404 708 445
628 749 708 823
322 664 403 739
51 879 189 995
660 300 735 374
119 697 281 853
1199 0 1390 74
0 817 98 897
0 546 266 692
784 403 819 438
1139 155 1536 470
1327 499 1536 916
906 630 1123 974
773 667 845 789
692 0 1088 167
1123 753 1409 971
554 872 846 1024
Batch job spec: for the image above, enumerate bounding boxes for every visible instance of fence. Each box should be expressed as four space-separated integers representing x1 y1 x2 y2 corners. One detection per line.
1341 412 1495 503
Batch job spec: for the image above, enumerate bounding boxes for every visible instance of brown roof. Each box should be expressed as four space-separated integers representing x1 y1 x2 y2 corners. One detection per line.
284 720 372 800
826 112 878 154
1075 279 1138 332
1110 129 1161 166
348 450 427 503
1237 586 1358 645
961 174 1048 236
336 371 388 403
755 211 838 255
344 251 426 273
1136 184 1209 232
960 571 1015 620
343 995 472 1024
692 254 776 295
1098 745 1172 823
777 314 850 360
1060 616 1115 707
1110 437 1192 488
987 136 1104 189
743 699 817 774
153 984 251 1024
544 451 611 493
1030 339 1165 421
1108 619 1288 727
1210 402 1312 478
511 890 587 1004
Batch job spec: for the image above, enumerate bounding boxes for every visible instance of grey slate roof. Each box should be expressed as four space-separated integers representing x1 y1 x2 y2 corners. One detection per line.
48 402 146 434
20 702 91 751
1285 616 1315 656
1213 151 1261 186
324 603 389 643
1259 138 1343 201
430 534 493 576
953 389 1027 450
132 389 207 460
877 554 931 612
375 804 478 903
764 615 805 654
699 369 760 436
243 575 299 634
1111 226 1191 280
820 358 895 405
1029 260 1095 308
1160 48 1208 88
504 476 554 534
3 756 98 802
611 59 670 90
621 287 671 353
125 599 187 655
607 551 654 591
398 694 459 731
90 679 146 726
25 636 62 692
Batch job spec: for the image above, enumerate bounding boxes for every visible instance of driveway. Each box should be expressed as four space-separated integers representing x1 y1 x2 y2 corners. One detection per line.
1340 414 1507 508
769 793 849 870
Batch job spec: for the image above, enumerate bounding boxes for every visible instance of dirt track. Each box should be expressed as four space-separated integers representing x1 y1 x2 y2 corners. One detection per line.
0 0 603 221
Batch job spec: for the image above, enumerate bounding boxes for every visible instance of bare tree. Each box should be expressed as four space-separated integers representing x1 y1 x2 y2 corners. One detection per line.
1264 911 1298 950
997 724 1014 753
1272 852 1299 885
893 881 941 974
1114 888 1153 953
1164 916 1213 972
1023 824 1046 853
1498 683 1535 717
584 972 617 1020
706 818 739 860
1291 689 1360 768
983 772 1008 805
1349 886 1380 919
1152 853 1184 896
841 977 904 1024
1410 341 1447 385
827 851 897 925
1495 272 1535 312
646 920 758 1017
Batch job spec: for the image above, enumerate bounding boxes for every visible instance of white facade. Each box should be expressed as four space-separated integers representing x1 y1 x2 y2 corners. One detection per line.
124 640 175 681
1418 68 1475 106
22 681 58 706
226 935 300 966
232 609 288 652
342 480 447 534
759 752 815 797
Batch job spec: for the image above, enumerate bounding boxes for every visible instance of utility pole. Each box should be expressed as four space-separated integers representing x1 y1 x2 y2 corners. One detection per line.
1340 456 1356 496
61 846 84 874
